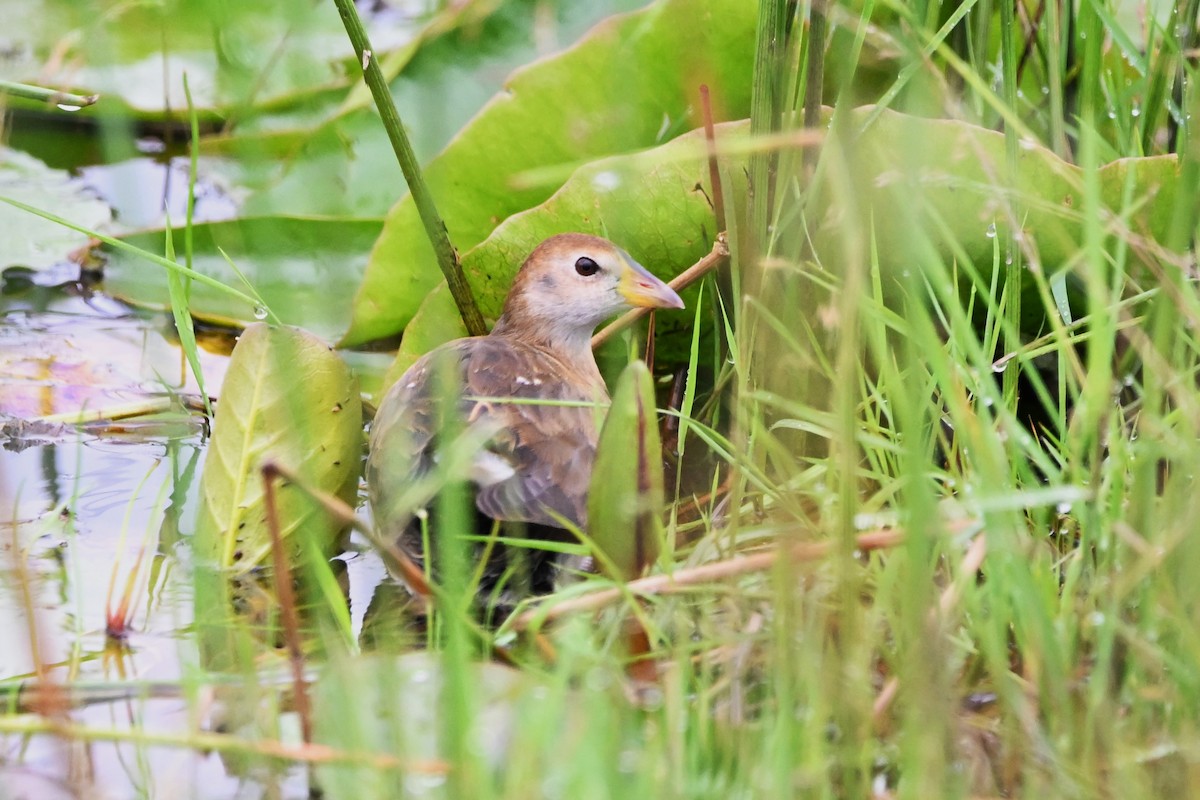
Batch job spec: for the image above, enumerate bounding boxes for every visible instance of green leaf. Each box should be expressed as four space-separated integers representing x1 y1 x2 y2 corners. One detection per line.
342 0 757 345
816 107 1181 282
101 216 382 341
197 1 651 220
0 147 111 271
587 360 664 581
192 323 361 574
380 121 730 384
0 0 419 117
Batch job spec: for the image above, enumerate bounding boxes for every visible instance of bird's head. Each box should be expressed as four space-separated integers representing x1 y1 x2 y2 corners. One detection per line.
494 233 684 349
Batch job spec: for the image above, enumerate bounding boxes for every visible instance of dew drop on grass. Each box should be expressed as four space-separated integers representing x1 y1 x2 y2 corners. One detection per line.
985 223 997 238
253 304 268 320
1056 501 1072 514
56 103 82 112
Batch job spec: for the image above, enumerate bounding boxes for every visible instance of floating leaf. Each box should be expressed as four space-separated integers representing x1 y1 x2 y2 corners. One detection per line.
0 148 111 271
342 0 756 345
192 323 361 573
100 216 382 341
587 360 664 581
0 0 420 116
382 121 729 383
810 107 1181 291
197 1 650 220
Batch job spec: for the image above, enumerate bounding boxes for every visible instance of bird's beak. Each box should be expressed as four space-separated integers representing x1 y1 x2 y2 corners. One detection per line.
618 255 685 310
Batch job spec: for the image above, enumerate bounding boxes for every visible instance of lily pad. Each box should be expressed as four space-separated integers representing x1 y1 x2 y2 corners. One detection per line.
386 107 1184 380
342 0 757 346
809 107 1182 290
0 0 423 116
383 121 728 381
0 147 111 271
191 323 361 573
101 216 383 341
197 0 652 220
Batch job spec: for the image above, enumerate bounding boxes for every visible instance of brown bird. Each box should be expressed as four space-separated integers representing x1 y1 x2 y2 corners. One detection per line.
366 233 683 605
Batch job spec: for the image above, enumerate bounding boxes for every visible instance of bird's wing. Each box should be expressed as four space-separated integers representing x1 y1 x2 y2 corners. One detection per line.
461 338 603 528
366 338 604 535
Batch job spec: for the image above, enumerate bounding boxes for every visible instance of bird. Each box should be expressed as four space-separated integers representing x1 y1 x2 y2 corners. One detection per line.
366 233 684 610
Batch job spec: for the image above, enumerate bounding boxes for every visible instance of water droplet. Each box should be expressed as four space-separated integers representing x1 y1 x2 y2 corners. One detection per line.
253 304 268 319
985 223 997 238
56 103 82 112
1056 501 1072 514
1131 106 1141 118
992 360 1009 373
591 170 621 192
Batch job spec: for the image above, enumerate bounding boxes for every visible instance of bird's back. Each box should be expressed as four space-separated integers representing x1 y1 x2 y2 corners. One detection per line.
366 334 607 595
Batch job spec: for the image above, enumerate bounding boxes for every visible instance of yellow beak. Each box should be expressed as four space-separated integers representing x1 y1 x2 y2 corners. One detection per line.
617 254 684 310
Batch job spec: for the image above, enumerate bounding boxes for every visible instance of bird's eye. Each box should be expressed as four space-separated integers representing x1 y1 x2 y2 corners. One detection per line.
574 256 600 277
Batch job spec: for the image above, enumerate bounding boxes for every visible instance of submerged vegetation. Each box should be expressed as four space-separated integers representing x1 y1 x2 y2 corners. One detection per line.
1 0 1199 797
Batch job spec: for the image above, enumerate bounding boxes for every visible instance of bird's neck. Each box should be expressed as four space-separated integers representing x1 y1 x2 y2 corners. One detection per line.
490 313 604 389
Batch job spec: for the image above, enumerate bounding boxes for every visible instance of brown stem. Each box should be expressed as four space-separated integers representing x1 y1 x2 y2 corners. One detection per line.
591 234 729 349
261 463 314 746
513 524 930 630
699 85 727 232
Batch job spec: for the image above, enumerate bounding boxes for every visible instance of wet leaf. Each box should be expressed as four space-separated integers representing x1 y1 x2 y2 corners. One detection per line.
100 216 382 341
0 148 112 271
587 360 664 581
342 0 756 345
382 121 728 382
192 323 361 573
811 107 1182 297
197 1 648 219
0 0 422 116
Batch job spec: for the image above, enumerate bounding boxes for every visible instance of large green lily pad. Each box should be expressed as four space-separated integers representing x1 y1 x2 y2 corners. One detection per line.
0 0 421 116
0 147 111 271
383 120 726 385
100 216 383 341
342 0 757 346
382 107 1182 386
